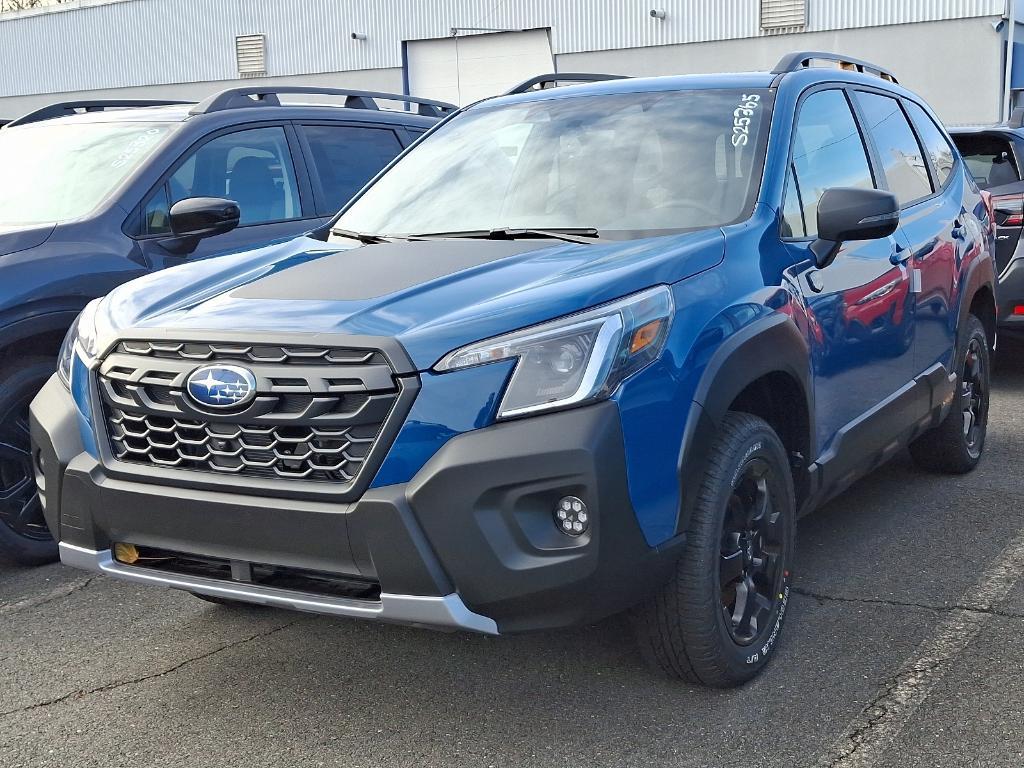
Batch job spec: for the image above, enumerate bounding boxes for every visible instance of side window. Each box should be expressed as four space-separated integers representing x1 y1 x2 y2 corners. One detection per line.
784 89 875 238
301 124 403 215
904 100 955 188
140 126 302 235
854 92 932 206
141 183 171 237
951 133 1020 190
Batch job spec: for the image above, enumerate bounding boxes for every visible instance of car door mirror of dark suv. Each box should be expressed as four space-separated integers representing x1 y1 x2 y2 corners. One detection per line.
810 187 900 269
164 197 241 255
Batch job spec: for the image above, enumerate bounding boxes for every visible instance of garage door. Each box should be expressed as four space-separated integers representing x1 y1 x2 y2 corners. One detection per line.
407 29 554 105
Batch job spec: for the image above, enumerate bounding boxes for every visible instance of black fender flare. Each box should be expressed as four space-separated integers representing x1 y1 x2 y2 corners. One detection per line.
0 307 85 358
955 252 997 344
671 313 813 538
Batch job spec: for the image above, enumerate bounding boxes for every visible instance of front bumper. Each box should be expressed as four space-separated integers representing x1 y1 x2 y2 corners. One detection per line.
31 375 673 634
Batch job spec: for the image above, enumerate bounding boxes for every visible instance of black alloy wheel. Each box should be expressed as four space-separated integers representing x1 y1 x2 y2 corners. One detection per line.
0 356 59 565
719 457 786 645
961 335 987 458
0 392 48 541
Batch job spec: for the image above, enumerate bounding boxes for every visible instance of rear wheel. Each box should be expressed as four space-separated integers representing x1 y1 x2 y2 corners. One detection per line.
634 412 795 687
0 357 58 566
909 314 990 474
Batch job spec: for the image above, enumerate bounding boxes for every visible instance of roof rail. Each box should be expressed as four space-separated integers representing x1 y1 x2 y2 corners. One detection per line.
189 86 457 119
505 73 629 95
1007 107 1024 129
5 99 192 128
771 51 899 84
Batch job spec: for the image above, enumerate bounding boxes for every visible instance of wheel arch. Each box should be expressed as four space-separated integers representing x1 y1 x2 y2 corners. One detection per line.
956 253 997 350
674 313 815 536
0 308 83 363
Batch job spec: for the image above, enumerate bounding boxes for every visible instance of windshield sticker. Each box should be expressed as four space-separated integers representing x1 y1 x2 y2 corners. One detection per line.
731 94 760 147
111 128 164 169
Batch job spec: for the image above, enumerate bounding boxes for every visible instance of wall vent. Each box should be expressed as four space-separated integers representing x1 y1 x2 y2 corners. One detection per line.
235 34 266 77
760 0 806 31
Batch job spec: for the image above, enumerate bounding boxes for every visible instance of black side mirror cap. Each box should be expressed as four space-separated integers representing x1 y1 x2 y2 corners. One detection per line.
163 197 241 254
809 187 900 269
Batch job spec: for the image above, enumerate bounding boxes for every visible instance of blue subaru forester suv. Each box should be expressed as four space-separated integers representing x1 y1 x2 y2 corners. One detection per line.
0 87 453 565
32 53 997 686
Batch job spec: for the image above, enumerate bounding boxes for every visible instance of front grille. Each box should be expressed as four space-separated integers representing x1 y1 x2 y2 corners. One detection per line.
97 340 404 489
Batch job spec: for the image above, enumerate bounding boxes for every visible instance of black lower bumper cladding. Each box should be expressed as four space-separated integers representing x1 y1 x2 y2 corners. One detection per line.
31 375 677 633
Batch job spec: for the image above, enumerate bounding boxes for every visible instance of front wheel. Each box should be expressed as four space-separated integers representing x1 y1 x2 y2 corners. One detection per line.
0 357 59 566
633 412 796 687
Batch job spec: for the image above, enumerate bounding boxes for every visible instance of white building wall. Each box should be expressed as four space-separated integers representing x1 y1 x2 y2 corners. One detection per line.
0 0 1008 97
0 0 1010 122
558 17 1006 124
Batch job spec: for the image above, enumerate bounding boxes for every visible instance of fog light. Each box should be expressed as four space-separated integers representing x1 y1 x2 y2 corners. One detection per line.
554 496 589 536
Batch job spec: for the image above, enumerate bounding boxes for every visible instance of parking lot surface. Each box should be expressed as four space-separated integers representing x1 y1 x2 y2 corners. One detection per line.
2 339 1024 768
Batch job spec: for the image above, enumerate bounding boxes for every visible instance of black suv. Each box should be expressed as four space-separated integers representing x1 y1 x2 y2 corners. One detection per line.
950 112 1024 331
0 86 453 564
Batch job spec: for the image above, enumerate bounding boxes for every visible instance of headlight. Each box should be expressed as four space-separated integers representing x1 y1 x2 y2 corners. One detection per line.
57 299 102 390
435 285 674 419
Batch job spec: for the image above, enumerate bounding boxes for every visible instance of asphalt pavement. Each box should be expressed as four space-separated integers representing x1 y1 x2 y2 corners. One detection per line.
2 338 1024 768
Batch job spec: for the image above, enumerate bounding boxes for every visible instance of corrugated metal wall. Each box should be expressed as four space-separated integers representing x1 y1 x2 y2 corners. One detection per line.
0 0 1008 97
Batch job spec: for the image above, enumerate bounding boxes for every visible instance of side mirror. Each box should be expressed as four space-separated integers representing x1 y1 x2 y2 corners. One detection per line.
161 197 240 255
809 187 900 269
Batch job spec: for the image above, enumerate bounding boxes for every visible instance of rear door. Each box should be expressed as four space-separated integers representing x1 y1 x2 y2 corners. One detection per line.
295 122 407 217
951 130 1024 274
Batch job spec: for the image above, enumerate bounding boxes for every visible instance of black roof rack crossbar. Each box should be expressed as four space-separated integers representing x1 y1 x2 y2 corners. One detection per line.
190 87 457 118
505 73 629 95
6 99 192 128
771 51 899 84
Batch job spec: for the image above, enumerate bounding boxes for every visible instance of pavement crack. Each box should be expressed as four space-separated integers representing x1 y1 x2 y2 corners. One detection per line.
0 576 96 617
0 616 306 718
792 586 1024 620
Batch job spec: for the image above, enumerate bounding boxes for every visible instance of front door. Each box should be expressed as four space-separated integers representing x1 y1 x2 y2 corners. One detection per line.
135 124 325 268
780 88 917 456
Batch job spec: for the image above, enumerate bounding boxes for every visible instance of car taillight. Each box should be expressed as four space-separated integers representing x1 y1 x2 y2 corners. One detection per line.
992 192 1024 226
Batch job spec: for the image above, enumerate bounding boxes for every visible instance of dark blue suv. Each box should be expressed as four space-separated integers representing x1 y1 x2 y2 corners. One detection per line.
32 54 996 686
0 87 453 564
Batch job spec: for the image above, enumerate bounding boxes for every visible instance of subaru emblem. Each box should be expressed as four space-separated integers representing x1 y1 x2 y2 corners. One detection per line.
185 364 257 410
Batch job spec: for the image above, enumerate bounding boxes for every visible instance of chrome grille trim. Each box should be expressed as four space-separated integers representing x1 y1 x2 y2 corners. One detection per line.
95 339 411 492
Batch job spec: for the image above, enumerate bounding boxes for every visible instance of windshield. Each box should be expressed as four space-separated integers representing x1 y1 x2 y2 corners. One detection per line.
335 88 773 239
0 121 173 226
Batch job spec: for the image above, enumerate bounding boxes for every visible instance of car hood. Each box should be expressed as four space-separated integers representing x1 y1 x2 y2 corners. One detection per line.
101 230 725 370
0 223 55 258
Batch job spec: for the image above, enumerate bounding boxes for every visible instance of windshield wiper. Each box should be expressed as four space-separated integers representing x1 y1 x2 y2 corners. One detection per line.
412 227 600 245
329 227 393 244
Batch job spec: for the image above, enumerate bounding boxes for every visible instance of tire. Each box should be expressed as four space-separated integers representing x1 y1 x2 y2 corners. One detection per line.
0 356 59 566
908 314 990 474
633 412 796 687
